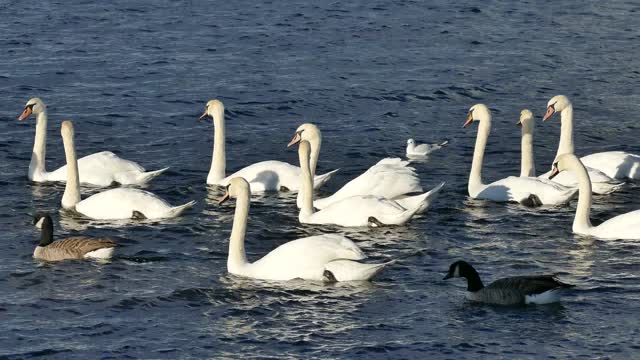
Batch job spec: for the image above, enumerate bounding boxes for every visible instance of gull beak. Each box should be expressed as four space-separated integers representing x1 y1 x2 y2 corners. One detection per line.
198 110 209 121
443 273 452 280
548 167 560 180
287 132 302 147
18 107 32 121
542 105 555 122
218 191 230 205
463 112 474 128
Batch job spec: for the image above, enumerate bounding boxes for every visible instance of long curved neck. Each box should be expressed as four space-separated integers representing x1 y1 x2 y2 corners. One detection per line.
464 268 484 292
61 132 81 209
520 123 535 177
469 115 491 193
208 108 226 183
308 136 321 176
556 105 575 157
30 110 48 178
299 147 315 220
228 188 249 270
569 157 593 233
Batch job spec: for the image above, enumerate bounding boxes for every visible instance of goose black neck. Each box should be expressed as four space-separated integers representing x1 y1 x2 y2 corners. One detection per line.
463 266 484 292
40 217 54 247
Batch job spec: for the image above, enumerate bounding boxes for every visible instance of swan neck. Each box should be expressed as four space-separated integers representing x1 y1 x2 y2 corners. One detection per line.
570 157 593 232
61 130 81 209
208 108 226 183
299 146 315 219
557 105 575 157
228 188 249 270
30 110 48 177
520 124 535 177
308 136 321 176
469 116 490 193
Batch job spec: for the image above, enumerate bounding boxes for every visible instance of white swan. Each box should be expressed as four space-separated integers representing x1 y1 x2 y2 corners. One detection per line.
60 121 196 220
296 140 443 227
465 104 576 205
219 177 391 281
406 139 448 157
18 98 169 186
517 110 622 195
199 100 338 192
543 95 639 180
550 153 640 240
288 123 425 210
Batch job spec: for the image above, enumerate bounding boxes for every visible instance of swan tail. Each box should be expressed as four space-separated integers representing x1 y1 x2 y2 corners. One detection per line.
135 167 170 184
313 168 340 189
592 181 625 195
323 259 394 281
394 181 445 214
166 200 197 218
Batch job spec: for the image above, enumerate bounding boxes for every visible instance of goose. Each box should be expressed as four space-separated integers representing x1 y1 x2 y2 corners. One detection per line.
218 177 391 281
464 104 577 205
199 100 338 192
33 213 117 261
543 95 640 180
60 121 196 220
18 98 169 186
517 110 623 194
406 139 448 157
288 123 426 210
296 140 444 227
549 153 640 240
443 261 574 305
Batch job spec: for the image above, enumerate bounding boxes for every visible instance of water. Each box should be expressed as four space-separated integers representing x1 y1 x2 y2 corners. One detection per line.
1 0 639 358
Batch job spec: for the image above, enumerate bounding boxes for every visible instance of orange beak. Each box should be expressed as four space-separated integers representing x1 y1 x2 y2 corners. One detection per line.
18 107 32 121
218 191 230 205
542 105 555 122
198 110 209 121
548 167 560 180
287 132 302 147
463 112 474 128
516 120 522 127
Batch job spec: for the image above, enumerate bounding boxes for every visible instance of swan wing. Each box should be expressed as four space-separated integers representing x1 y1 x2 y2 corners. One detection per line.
592 210 640 240
581 151 640 179
307 195 409 227
75 188 174 220
47 151 146 186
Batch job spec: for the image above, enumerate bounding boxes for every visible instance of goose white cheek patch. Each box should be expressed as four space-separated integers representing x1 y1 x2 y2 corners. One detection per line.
34 217 45 229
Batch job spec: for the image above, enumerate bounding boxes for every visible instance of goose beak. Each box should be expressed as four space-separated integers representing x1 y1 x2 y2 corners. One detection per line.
443 273 452 280
548 167 560 180
463 112 474 128
218 191 230 205
18 107 32 121
287 132 302 147
198 110 209 121
542 105 555 122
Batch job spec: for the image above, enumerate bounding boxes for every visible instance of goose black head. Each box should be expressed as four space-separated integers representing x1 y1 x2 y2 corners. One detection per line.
443 260 475 280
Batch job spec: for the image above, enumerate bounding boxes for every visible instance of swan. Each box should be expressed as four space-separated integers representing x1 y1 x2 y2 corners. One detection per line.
543 95 640 180
18 98 169 186
60 121 196 220
296 140 443 227
464 104 577 205
549 153 640 240
199 100 338 192
406 139 448 157
218 177 392 281
33 213 117 261
443 261 574 305
517 110 623 194
288 123 426 210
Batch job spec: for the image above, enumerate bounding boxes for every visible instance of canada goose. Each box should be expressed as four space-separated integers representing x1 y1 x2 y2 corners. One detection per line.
443 261 574 305
33 213 117 261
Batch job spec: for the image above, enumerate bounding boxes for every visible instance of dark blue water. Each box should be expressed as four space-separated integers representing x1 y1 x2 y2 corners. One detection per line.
2 0 640 358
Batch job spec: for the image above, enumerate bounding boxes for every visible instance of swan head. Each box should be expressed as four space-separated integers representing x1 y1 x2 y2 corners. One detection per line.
18 98 46 121
443 260 475 280
517 109 534 128
464 104 490 128
218 177 249 205
549 153 579 179
288 123 321 147
543 95 571 122
60 120 75 139
199 99 224 121
407 139 415 145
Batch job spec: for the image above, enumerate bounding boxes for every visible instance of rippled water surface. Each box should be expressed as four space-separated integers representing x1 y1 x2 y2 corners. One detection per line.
1 0 640 358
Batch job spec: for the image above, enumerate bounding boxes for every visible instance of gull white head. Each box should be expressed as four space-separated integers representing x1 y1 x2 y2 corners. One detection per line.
19 98 46 121
407 139 416 145
543 95 571 122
